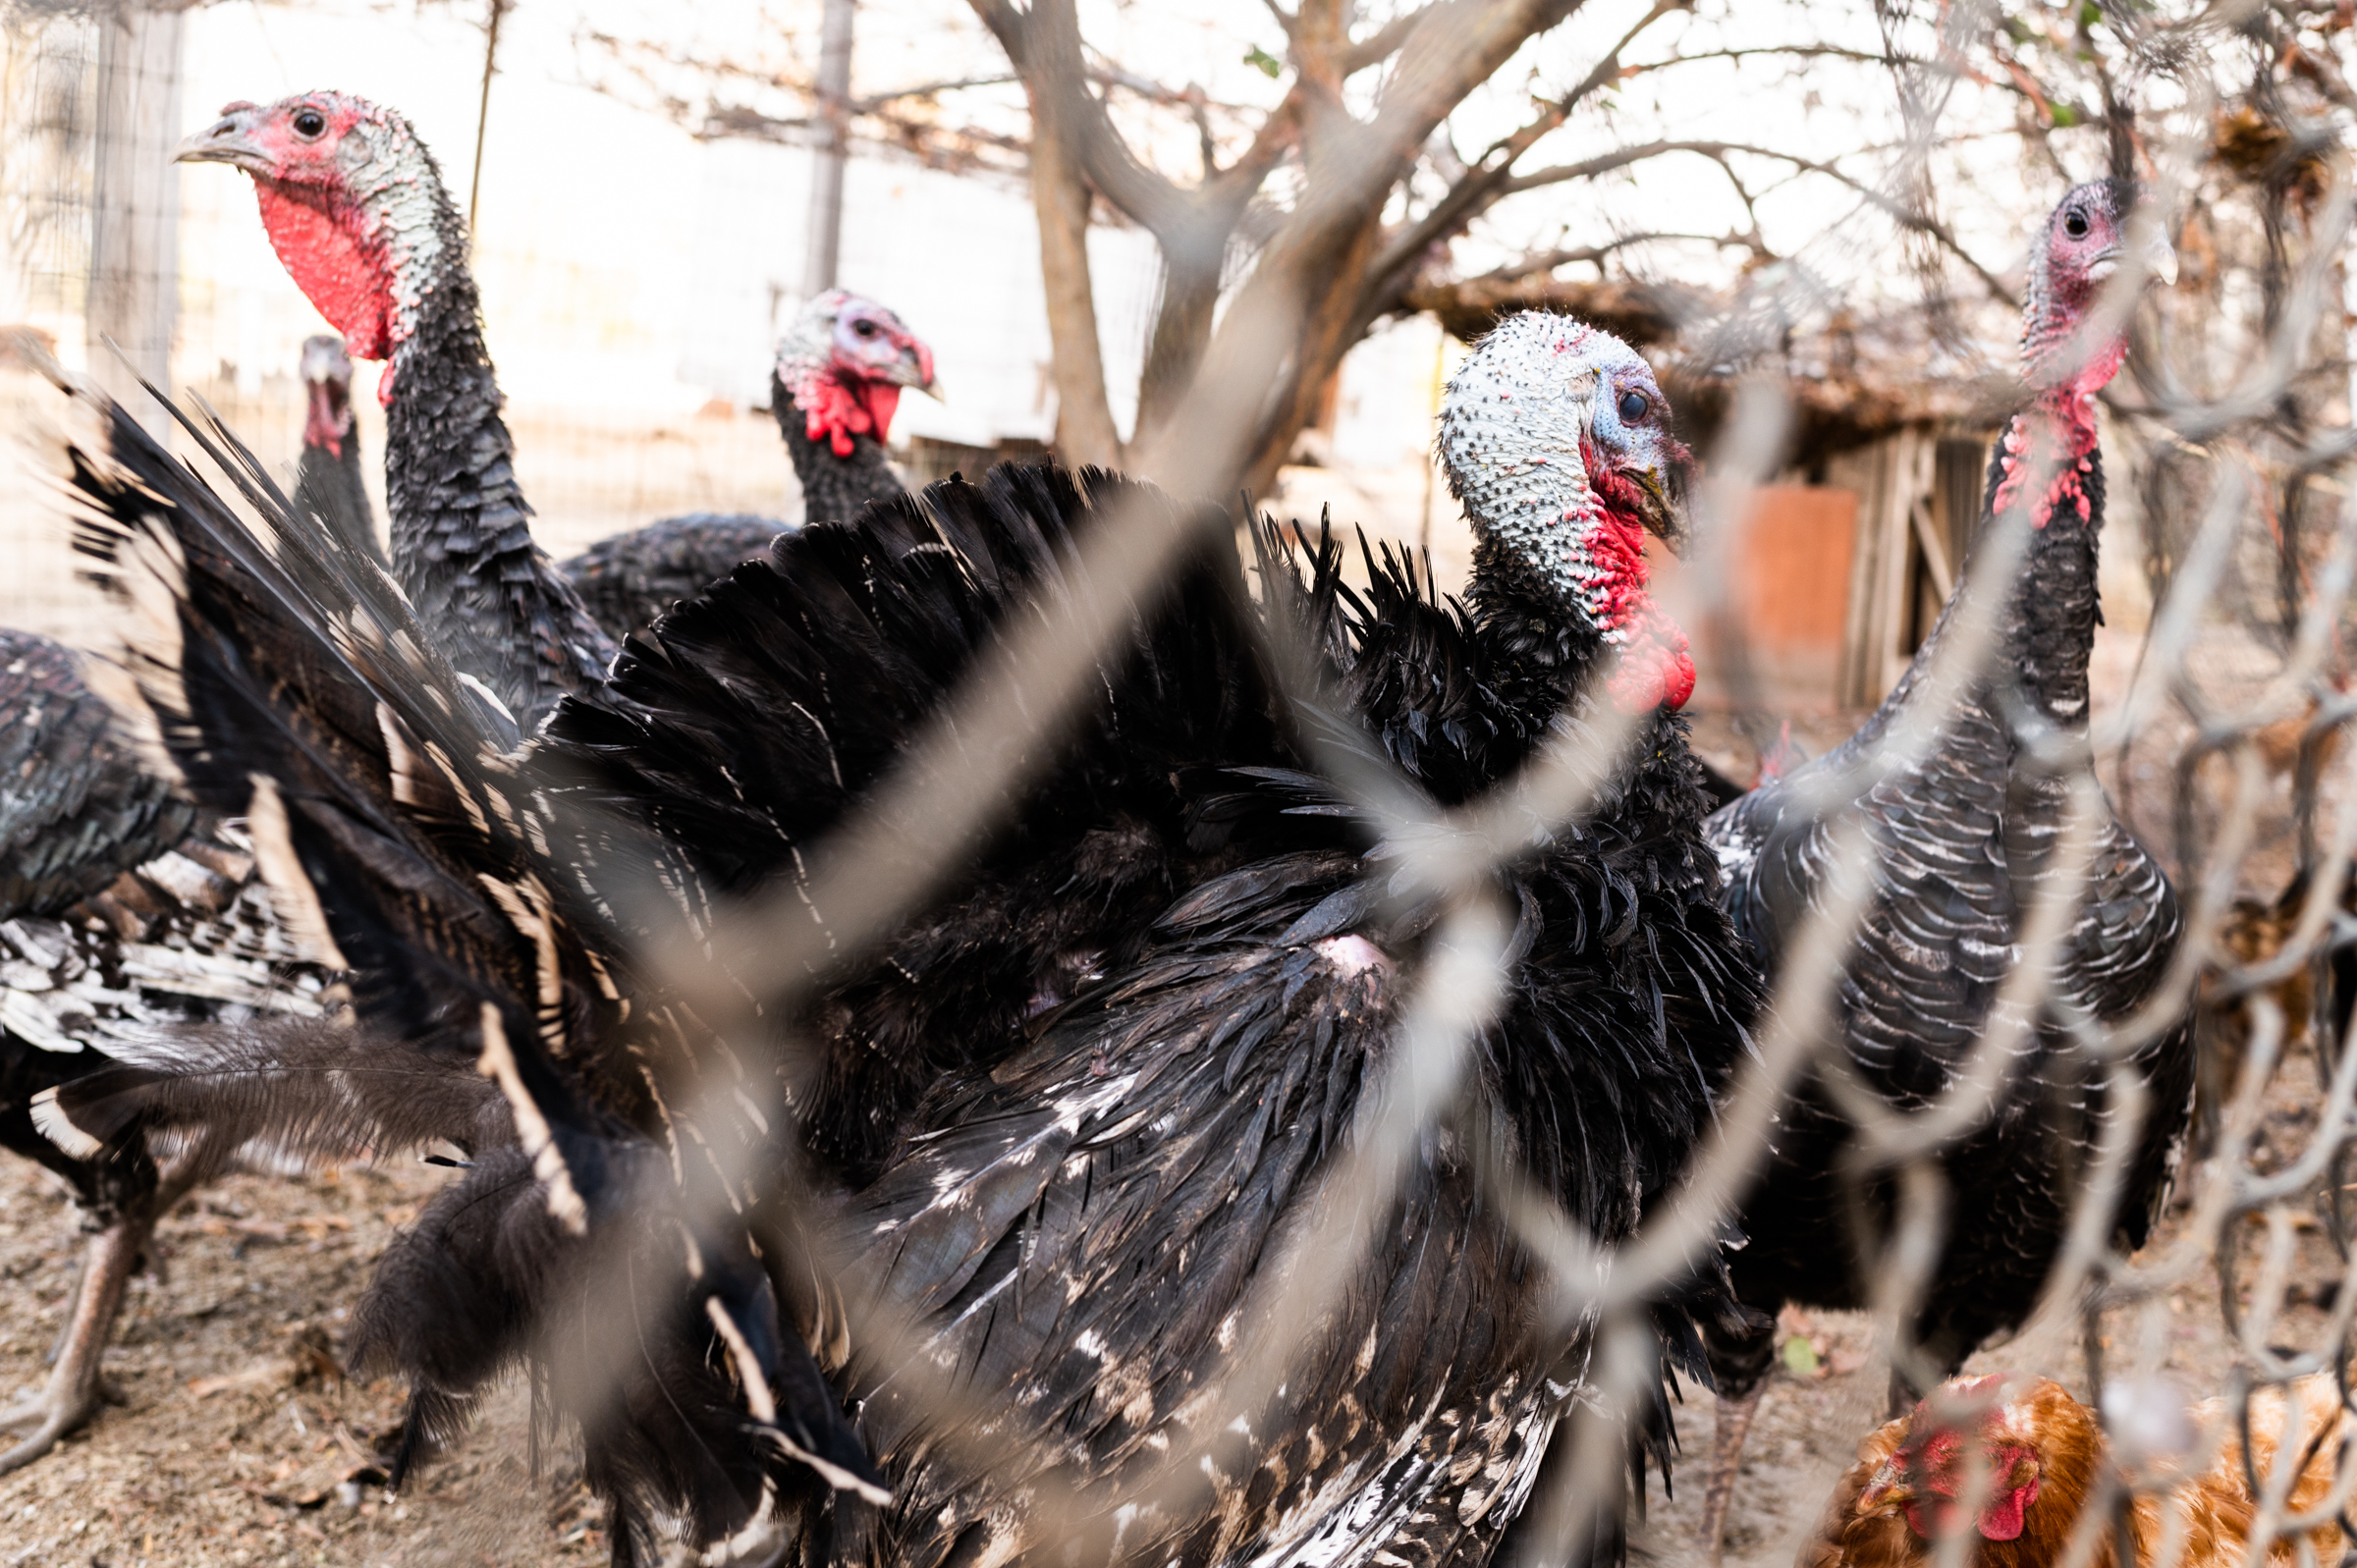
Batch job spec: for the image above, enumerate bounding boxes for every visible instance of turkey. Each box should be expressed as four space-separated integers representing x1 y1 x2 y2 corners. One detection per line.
559 512 783 643
184 92 937 661
293 333 379 566
560 289 939 636
56 307 1757 1565
179 91 618 730
0 626 335 1473
1695 181 2190 1556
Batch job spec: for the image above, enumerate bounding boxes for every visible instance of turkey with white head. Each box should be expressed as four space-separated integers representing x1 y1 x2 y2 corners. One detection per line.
179 91 617 729
293 333 379 567
52 309 1756 1565
558 288 940 634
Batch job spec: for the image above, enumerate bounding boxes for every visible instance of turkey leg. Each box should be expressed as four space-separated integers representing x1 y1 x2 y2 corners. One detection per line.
0 1164 194 1474
1698 1382 1767 1564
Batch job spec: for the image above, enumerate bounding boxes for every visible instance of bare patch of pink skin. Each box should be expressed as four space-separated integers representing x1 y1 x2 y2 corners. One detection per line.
1316 934 1386 978
1991 390 2103 527
1901 1443 2041 1542
1893 1377 2042 1543
1996 326 2122 527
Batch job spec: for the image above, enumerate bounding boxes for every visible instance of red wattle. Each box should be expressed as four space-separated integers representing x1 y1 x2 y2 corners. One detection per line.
1976 1481 2037 1541
1605 606 1694 714
856 381 904 445
793 369 874 459
1575 506 1691 713
253 182 395 362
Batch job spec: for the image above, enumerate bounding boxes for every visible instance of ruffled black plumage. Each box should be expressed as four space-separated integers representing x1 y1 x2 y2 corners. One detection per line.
0 615 337 1473
65 364 1758 1566
559 512 787 640
64 387 881 1549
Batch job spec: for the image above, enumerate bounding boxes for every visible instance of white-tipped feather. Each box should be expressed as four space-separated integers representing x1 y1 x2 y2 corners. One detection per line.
29 1086 105 1161
472 1002 588 1235
243 773 353 972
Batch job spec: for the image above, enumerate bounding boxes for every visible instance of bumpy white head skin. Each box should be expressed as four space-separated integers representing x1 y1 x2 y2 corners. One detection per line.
1439 313 1695 711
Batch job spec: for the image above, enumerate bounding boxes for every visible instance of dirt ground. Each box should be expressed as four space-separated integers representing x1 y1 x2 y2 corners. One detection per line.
0 1055 2336 1567
0 1158 606 1567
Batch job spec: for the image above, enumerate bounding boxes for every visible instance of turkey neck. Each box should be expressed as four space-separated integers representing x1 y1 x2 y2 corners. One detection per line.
382 258 617 730
771 369 904 527
1464 558 1614 727
1853 390 2106 758
1983 392 2105 728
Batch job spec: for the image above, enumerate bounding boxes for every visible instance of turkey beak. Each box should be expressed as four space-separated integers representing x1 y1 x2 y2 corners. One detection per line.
1627 460 1690 557
2086 232 2177 289
1621 443 1697 559
176 103 272 177
890 342 941 401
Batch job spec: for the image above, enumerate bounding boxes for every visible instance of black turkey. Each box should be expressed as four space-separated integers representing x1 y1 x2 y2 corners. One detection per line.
293 332 379 566
184 91 938 663
57 308 1756 1565
179 91 618 730
1694 181 2190 1555
0 627 335 1473
560 290 938 636
559 512 783 642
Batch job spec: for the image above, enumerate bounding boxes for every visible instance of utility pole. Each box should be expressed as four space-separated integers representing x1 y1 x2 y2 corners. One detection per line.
468 0 511 232
803 0 855 297
86 1 184 438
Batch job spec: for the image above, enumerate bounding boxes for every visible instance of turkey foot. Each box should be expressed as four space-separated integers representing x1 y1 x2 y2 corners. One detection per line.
0 1216 147 1474
1698 1382 1767 1564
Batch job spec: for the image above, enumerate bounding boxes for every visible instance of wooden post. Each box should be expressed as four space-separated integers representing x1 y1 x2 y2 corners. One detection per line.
467 0 510 232
85 1 183 438
803 0 854 297
1832 426 1939 709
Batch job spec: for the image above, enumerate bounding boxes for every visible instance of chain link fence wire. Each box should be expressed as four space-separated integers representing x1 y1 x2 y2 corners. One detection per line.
5 2 2357 1565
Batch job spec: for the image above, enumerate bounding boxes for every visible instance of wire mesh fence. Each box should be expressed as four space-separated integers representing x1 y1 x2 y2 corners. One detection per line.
0 2 2355 1567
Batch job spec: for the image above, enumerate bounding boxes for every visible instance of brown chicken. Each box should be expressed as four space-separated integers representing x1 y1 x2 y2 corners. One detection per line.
1799 1374 2348 1568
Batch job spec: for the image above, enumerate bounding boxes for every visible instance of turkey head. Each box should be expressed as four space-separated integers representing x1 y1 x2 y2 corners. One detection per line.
772 290 939 460
300 334 355 460
2021 177 2174 398
177 92 461 401
1999 178 2174 529
1438 313 1697 712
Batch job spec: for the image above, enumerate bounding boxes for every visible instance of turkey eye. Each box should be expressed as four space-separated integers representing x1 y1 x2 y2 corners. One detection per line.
292 108 326 138
1617 390 1649 423
2063 209 2089 238
851 319 878 338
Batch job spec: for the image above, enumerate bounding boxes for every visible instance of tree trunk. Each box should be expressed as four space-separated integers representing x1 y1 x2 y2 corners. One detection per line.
1132 248 1222 460
1233 216 1381 504
1028 87 1124 469
86 2 181 439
